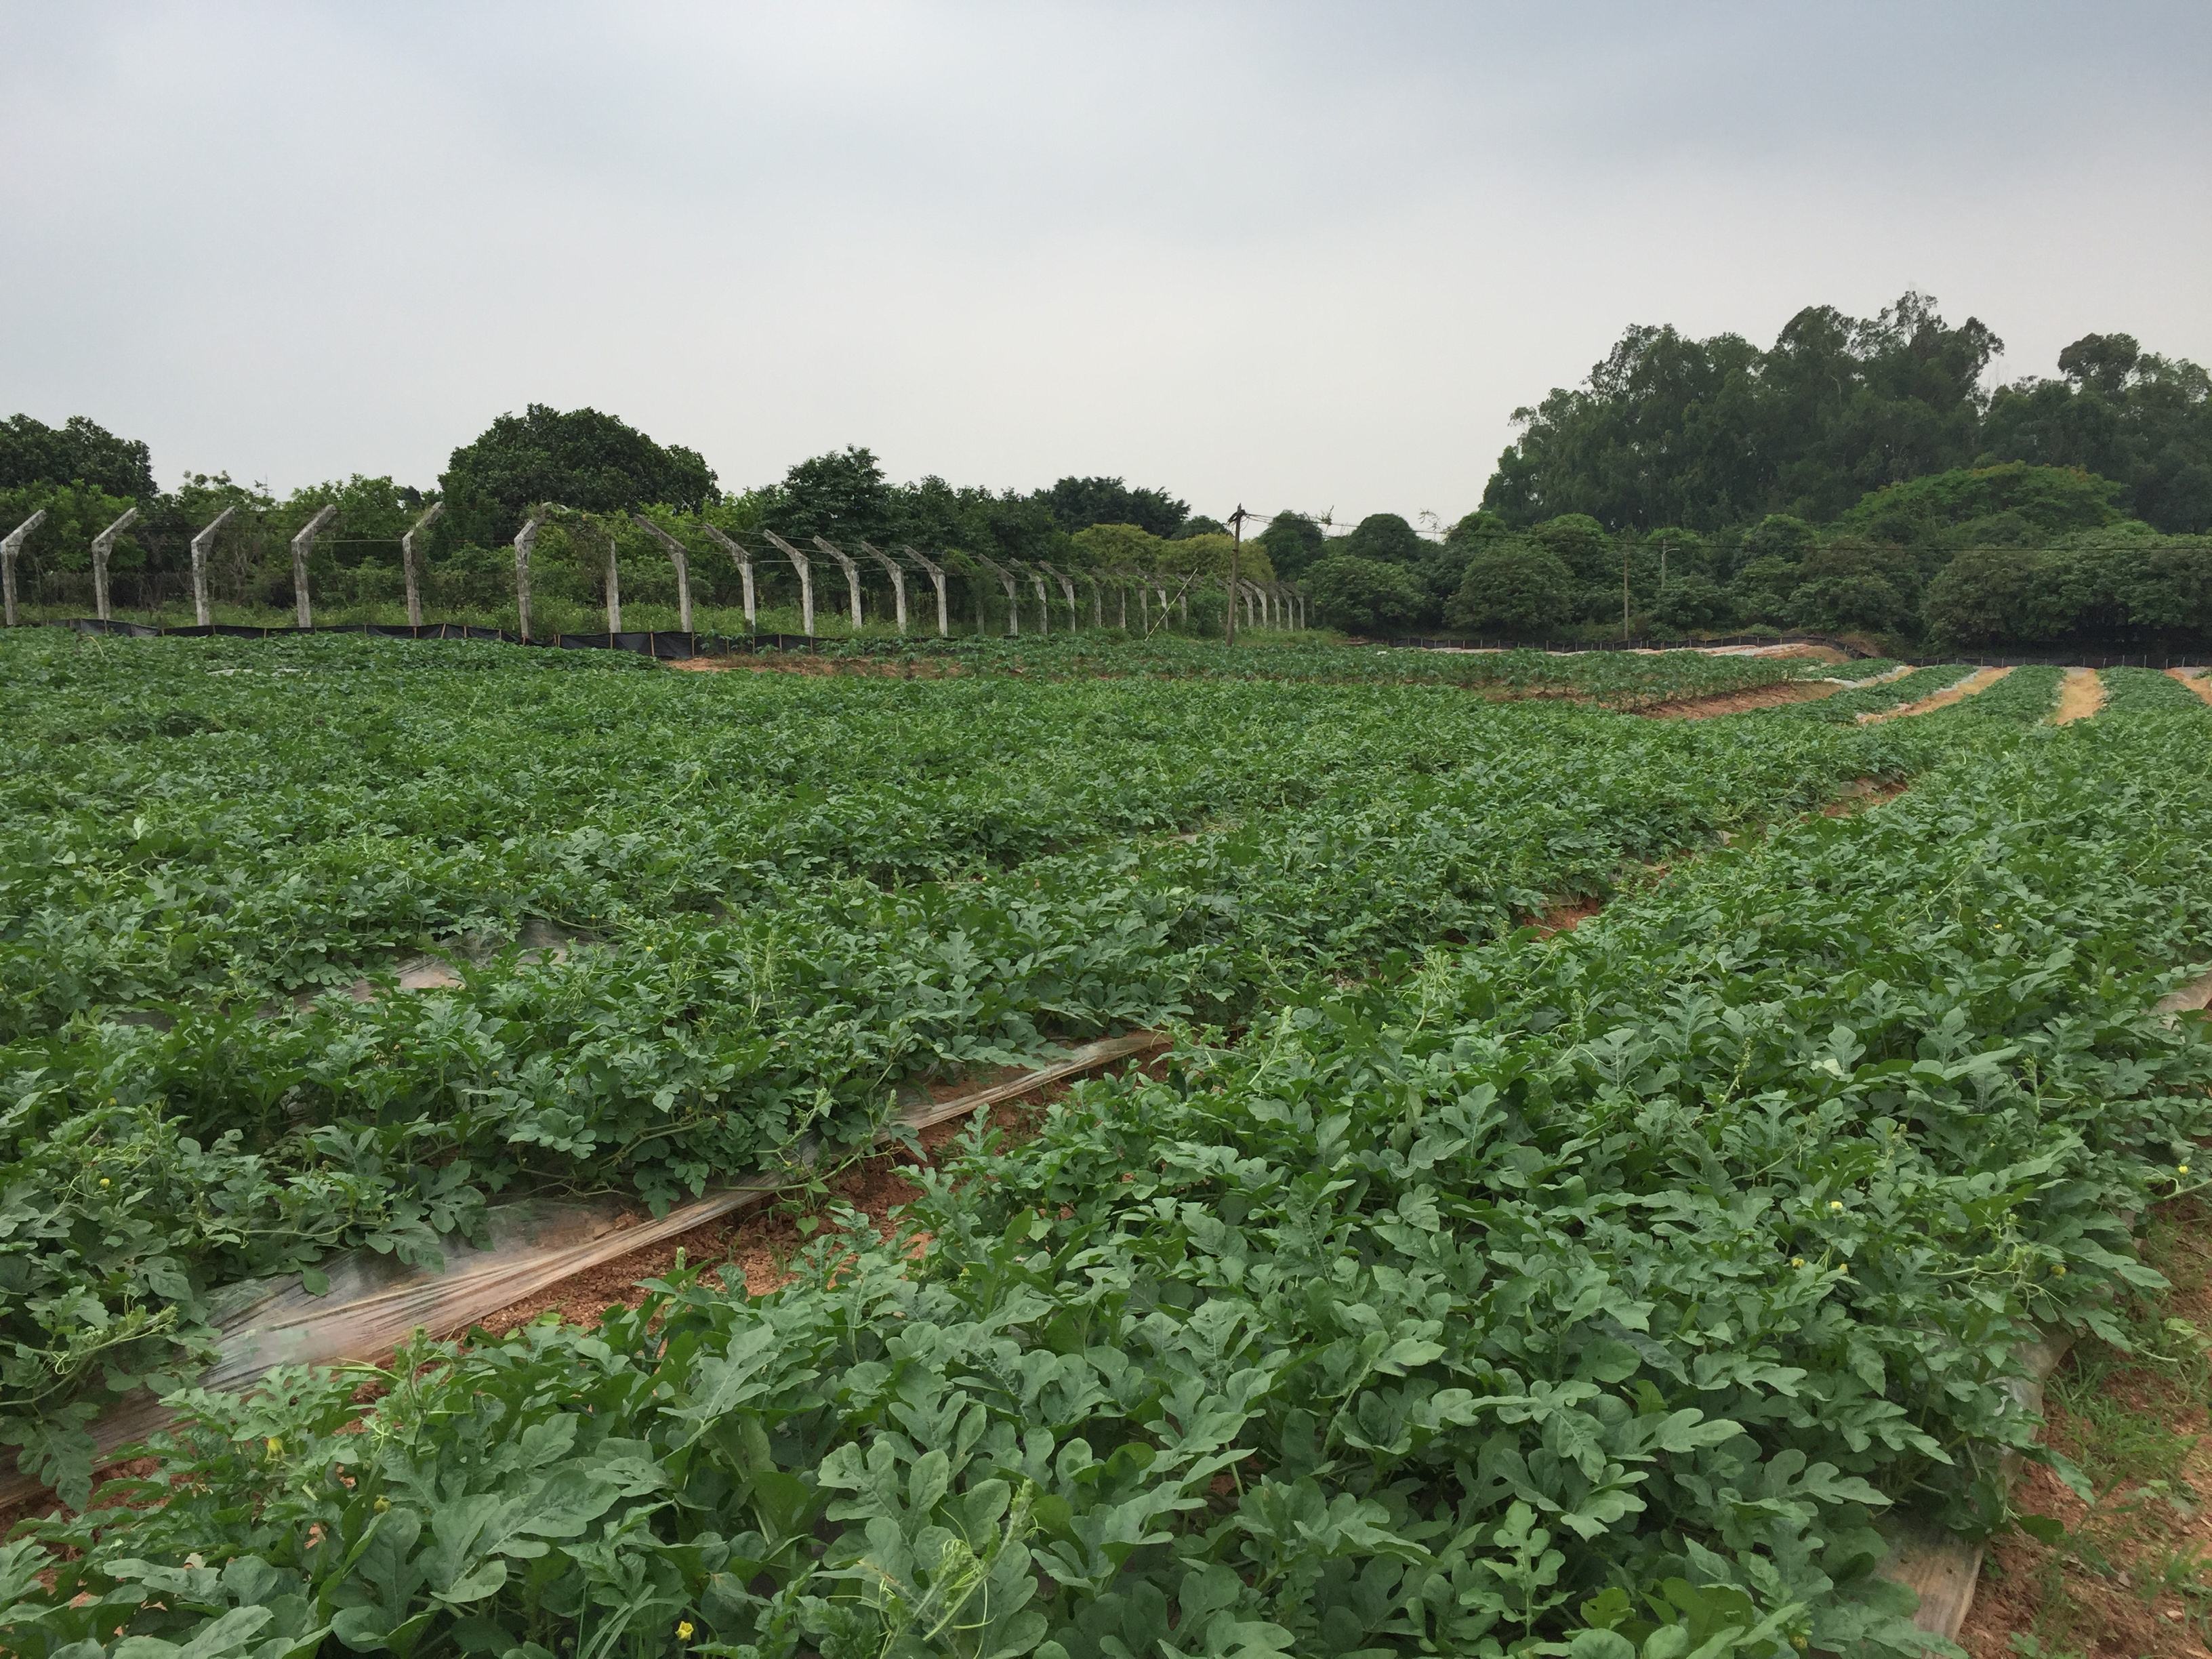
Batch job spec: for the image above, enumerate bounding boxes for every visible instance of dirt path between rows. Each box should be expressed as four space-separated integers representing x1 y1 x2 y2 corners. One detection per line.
2052 668 2105 724
2166 668 2212 706
1640 681 1841 719
1862 665 2013 724
1958 1195 2212 1659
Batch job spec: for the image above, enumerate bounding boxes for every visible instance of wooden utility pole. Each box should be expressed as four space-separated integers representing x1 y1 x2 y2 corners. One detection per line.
1622 539 1631 641
1225 504 1247 645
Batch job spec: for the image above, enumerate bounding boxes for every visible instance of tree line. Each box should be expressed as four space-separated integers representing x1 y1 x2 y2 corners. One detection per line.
5 287 2208 649
0 407 1273 635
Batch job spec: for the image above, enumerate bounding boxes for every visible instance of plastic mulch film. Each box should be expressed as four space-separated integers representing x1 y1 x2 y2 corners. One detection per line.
0 1031 1162 1509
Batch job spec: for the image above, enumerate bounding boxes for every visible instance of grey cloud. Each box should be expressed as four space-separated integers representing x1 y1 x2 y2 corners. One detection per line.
1 0 2206 520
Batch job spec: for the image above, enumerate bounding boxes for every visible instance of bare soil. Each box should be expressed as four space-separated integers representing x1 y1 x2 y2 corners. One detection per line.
1640 681 1841 720
2167 668 2212 707
473 1057 1168 1330
1531 896 1605 935
1862 665 2013 724
2053 668 2106 725
1959 1199 2212 1659
668 655 956 678
1821 777 1910 817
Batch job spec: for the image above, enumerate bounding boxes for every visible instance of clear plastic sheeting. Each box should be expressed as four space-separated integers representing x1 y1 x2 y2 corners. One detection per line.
0 1031 1162 1509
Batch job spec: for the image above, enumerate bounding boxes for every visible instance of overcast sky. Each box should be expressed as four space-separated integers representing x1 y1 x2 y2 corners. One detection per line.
4 1 2208 523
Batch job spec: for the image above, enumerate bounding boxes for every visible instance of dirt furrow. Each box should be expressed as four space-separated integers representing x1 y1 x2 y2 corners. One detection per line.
1862 665 2013 724
2166 667 2212 706
2052 667 2105 724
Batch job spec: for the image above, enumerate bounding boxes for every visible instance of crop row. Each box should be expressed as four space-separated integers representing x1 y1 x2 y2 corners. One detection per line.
2098 665 2209 713
797 633 1828 707
1 636 1828 1031
0 634 1973 1498
7 687 2205 1656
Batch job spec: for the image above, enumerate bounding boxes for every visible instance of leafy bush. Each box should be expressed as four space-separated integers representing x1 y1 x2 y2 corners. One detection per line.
1447 541 1576 636
1301 554 1427 633
1646 573 1736 633
1342 512 1425 565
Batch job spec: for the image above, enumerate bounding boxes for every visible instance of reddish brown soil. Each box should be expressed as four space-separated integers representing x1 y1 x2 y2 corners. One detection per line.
1864 665 2013 724
2052 668 2106 725
1822 778 1910 817
1959 1200 2212 1659
1531 897 1605 935
668 655 956 678
1640 681 1841 719
473 1059 1169 1333
2165 668 2212 707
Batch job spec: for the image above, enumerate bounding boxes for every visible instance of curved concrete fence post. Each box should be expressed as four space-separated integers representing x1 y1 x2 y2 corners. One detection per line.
1016 564 1051 636
696 524 756 629
401 503 444 629
898 544 949 638
811 536 864 630
970 551 1020 636
630 516 695 634
89 508 139 623
857 539 908 634
600 519 621 634
762 531 816 636
189 506 239 628
290 505 339 630
1 510 46 627
512 509 547 642
1037 559 1080 629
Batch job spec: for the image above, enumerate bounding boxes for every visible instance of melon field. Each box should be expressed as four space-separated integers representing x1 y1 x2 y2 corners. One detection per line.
5 633 2212 1659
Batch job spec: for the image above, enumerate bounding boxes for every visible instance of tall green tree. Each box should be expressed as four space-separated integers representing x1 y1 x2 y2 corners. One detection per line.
760 445 899 546
1446 541 1574 638
1033 476 1189 538
1303 554 1425 634
1343 512 1425 565
1254 510 1326 578
1983 335 2212 533
1482 293 2002 531
439 405 716 546
0 413 156 499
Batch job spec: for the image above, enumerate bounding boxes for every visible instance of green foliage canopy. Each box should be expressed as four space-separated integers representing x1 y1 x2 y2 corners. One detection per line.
1304 552 1425 633
1255 510 1326 577
0 413 155 499
438 404 717 547
1033 476 1188 538
1343 511 1425 565
1446 539 1576 637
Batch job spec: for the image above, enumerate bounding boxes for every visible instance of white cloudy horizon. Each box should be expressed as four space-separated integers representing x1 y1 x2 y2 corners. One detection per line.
3 1 2208 523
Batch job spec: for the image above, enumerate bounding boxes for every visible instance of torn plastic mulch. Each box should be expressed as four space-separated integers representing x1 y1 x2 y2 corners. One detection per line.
0 1031 1163 1510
